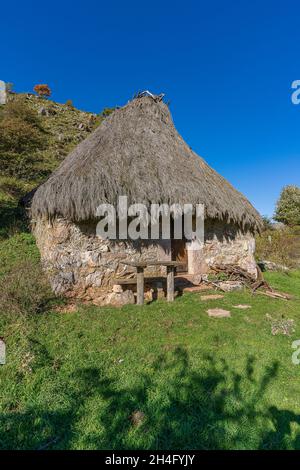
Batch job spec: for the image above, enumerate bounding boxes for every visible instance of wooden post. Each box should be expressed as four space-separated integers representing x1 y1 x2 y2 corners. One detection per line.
167 266 175 302
136 266 144 305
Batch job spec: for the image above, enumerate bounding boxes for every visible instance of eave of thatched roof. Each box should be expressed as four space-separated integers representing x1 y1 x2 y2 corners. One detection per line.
30 95 262 231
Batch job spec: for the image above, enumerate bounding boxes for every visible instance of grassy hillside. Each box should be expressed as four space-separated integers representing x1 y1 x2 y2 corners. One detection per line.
0 93 104 238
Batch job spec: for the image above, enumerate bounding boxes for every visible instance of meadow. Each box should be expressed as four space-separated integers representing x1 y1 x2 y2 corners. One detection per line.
0 231 300 450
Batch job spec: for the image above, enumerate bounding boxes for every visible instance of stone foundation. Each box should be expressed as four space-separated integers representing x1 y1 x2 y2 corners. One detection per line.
33 217 257 305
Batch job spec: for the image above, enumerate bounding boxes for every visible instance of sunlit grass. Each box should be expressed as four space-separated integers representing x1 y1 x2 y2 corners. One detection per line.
0 234 300 449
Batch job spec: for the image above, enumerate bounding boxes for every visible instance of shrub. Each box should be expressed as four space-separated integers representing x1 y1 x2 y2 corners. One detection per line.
256 226 300 268
261 215 273 232
100 107 115 118
2 97 42 128
5 82 14 93
0 118 44 154
65 99 74 109
0 98 46 180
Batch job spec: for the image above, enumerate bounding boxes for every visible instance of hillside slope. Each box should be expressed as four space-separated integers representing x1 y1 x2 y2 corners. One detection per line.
0 93 106 238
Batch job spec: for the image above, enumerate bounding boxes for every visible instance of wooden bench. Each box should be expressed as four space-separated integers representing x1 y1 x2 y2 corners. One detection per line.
119 260 183 305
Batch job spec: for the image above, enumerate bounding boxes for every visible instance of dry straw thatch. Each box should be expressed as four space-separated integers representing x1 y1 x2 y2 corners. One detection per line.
31 95 262 231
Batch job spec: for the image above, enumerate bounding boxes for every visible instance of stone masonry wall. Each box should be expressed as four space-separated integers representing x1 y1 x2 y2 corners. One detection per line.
33 217 171 305
187 219 257 277
33 217 257 305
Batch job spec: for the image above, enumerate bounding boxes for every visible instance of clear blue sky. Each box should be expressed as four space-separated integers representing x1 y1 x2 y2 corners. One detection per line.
1 0 300 217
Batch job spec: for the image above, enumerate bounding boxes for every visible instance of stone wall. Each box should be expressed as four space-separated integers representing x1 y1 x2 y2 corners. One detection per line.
187 219 257 277
33 216 257 305
33 217 171 304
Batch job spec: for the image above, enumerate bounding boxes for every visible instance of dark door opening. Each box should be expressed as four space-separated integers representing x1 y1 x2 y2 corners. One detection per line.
171 239 188 273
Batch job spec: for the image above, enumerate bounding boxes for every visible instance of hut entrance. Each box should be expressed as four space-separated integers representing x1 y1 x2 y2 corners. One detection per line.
171 239 188 272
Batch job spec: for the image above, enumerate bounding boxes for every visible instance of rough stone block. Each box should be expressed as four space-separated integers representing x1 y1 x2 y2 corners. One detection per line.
207 308 231 318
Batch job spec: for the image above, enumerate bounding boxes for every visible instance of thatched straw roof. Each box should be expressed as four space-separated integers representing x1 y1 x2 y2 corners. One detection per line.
31 95 262 231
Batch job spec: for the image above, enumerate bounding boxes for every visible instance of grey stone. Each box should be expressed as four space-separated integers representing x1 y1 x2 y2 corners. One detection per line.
233 304 252 310
218 281 243 292
101 290 135 307
85 272 103 287
112 284 123 293
38 106 49 116
207 308 231 318
201 294 224 301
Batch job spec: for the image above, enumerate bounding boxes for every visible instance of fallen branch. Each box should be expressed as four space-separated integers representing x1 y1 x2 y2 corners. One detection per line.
255 290 293 301
202 278 227 292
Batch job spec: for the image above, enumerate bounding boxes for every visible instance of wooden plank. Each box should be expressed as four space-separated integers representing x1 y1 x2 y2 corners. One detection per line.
112 278 137 285
167 266 175 302
136 267 144 305
120 260 184 268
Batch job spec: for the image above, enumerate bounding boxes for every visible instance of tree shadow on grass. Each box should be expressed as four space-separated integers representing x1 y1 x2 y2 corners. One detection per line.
0 347 299 450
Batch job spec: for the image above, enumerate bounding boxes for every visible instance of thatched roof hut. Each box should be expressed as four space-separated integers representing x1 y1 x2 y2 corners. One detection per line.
31 94 262 305
31 94 261 231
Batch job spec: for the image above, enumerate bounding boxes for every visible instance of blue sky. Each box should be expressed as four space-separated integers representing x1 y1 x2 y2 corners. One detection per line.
1 0 300 217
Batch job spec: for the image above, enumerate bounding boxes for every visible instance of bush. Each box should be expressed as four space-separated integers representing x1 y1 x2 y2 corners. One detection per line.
2 97 42 128
256 226 300 268
33 84 51 98
0 98 46 180
261 215 273 232
65 99 74 109
100 107 115 118
0 118 44 154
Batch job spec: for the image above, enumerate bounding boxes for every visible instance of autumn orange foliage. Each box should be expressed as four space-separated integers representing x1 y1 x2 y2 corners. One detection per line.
33 84 51 98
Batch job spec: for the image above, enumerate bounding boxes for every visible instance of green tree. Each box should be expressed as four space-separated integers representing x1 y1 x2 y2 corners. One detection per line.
274 185 300 226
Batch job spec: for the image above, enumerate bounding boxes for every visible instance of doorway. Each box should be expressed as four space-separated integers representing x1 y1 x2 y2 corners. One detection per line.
171 239 188 272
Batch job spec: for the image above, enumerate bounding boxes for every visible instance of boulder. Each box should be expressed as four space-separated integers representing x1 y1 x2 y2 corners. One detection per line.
99 289 135 307
38 106 49 116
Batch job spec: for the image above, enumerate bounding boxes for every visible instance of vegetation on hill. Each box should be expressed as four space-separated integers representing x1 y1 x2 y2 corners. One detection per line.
0 93 104 239
256 226 300 269
255 186 300 268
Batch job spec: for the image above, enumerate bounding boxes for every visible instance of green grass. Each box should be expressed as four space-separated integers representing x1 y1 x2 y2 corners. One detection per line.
1 234 300 450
